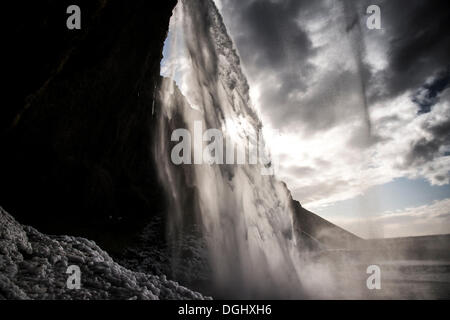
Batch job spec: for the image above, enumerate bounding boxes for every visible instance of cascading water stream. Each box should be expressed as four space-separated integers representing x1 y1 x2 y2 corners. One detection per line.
156 0 307 298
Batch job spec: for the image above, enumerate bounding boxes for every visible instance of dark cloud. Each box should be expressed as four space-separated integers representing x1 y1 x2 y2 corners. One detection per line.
220 0 317 69
373 0 450 99
412 68 450 114
219 0 320 129
220 0 450 123
405 118 450 167
238 1 311 67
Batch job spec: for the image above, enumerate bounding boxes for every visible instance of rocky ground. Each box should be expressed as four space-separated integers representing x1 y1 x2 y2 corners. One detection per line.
0 206 206 300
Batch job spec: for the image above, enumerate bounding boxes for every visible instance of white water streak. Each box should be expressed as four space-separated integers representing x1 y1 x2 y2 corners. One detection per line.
157 0 306 298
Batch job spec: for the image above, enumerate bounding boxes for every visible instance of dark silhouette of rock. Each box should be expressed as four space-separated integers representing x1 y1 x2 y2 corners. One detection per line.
2 0 177 252
291 200 362 250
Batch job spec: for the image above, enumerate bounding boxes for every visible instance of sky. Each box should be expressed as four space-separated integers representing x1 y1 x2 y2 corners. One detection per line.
210 0 450 238
162 0 450 239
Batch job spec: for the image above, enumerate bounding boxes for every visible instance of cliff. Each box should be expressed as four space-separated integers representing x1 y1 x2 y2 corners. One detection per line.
2 0 178 252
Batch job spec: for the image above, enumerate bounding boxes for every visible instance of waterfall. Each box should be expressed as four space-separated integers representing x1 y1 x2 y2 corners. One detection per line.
156 0 306 298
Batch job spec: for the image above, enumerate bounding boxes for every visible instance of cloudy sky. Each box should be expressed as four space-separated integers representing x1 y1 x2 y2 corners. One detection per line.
210 0 450 238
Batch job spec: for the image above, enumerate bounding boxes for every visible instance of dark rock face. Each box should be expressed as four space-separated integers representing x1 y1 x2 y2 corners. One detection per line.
291 200 362 250
0 206 206 300
2 0 177 252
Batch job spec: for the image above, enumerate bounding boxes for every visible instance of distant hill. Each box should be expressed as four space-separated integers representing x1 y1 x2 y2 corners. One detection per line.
291 199 362 250
291 197 450 261
362 234 450 261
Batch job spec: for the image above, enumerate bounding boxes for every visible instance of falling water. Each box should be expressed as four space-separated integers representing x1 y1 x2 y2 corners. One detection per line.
151 0 450 300
155 0 307 298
